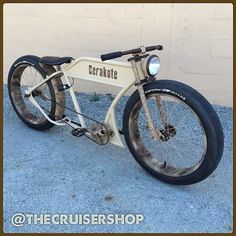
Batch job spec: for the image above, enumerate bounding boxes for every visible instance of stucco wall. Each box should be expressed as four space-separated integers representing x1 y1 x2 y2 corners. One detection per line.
3 3 233 106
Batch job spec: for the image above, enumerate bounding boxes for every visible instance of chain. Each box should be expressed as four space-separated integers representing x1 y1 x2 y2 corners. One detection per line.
37 93 110 145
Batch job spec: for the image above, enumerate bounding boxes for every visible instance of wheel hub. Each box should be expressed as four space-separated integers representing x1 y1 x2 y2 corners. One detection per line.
160 124 176 141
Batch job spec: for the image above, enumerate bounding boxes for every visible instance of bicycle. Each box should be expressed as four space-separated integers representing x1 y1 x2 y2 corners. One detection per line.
8 45 224 185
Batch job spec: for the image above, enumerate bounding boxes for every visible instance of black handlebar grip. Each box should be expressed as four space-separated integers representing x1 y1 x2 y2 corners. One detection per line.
146 45 163 52
101 51 122 61
156 45 163 50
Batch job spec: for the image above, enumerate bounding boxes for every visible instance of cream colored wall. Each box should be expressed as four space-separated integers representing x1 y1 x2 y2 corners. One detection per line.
3 3 233 106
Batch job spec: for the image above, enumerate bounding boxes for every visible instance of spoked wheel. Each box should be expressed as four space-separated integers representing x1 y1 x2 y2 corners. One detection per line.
123 80 224 185
8 56 65 130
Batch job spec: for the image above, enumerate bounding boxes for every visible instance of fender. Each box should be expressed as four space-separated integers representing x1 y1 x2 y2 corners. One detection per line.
13 55 40 67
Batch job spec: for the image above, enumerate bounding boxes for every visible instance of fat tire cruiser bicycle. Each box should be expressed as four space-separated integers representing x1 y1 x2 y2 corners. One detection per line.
8 45 224 185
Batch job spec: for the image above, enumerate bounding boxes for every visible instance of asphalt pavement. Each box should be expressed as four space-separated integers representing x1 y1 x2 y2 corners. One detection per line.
3 86 233 233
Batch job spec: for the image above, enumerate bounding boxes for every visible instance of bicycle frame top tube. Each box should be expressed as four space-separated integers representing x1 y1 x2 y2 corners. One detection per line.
64 57 137 88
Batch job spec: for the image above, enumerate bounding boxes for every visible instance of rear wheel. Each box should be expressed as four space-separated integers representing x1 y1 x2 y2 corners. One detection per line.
123 80 224 185
8 56 65 130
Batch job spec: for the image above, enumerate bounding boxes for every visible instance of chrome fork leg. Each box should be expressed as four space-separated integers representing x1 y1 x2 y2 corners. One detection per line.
130 60 162 140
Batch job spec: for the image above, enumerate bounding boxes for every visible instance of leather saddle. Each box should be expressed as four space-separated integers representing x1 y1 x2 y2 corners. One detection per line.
39 56 74 65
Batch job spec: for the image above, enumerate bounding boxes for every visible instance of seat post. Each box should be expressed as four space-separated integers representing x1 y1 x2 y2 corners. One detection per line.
56 65 61 71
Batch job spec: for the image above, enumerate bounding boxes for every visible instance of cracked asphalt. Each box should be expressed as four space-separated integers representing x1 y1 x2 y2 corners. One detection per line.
3 85 233 233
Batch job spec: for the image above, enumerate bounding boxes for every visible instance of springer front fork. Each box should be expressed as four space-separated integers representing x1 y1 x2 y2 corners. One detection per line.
130 59 166 141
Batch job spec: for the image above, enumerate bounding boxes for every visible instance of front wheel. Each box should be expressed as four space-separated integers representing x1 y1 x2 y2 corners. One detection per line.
123 80 224 185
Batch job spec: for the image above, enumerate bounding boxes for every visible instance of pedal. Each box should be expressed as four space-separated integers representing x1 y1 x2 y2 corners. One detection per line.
71 128 87 137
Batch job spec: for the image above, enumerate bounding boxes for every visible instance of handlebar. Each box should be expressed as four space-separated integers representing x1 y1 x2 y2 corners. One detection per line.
101 45 163 61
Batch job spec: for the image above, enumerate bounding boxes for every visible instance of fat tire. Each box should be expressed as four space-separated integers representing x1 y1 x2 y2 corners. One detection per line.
123 80 224 185
8 55 65 131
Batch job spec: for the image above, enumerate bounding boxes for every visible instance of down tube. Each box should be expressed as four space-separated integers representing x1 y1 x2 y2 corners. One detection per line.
105 79 135 148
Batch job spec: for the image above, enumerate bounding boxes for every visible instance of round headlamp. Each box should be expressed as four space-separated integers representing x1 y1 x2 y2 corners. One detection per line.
142 55 160 77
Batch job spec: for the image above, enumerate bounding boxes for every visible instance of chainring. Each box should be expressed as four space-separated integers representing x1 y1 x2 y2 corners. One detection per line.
87 123 110 145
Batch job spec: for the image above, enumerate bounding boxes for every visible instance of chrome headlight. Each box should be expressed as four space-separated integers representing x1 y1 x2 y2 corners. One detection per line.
142 55 160 77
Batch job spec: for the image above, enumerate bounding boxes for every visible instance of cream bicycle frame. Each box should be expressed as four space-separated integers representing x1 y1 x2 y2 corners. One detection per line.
26 57 146 148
